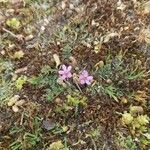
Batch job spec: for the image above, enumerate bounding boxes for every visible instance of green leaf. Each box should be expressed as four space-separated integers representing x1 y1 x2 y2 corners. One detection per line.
15 75 27 90
67 94 87 107
28 76 43 85
104 85 119 102
137 115 149 126
143 133 150 140
6 18 21 30
122 112 133 125
48 140 65 150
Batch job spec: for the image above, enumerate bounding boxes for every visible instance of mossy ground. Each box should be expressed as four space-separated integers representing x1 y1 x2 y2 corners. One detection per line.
0 0 150 150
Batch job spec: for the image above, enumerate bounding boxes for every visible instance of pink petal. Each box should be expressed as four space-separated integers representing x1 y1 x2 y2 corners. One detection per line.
60 75 67 80
67 66 72 72
79 74 84 80
62 65 67 71
87 76 93 81
58 70 65 75
82 70 88 77
86 80 91 85
67 72 72 78
80 79 85 85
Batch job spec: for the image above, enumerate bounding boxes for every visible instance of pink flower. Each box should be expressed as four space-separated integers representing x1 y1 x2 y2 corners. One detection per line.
79 70 93 85
58 65 72 80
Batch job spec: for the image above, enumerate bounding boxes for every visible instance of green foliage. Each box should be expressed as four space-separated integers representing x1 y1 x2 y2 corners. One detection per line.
0 59 13 73
24 132 40 147
87 128 101 140
97 54 124 80
119 135 137 150
55 93 87 116
28 76 43 85
88 55 125 101
45 86 64 102
10 117 42 149
54 104 72 116
90 84 122 102
67 94 87 107
62 45 72 59
140 132 150 149
15 75 27 90
52 124 68 135
10 140 22 150
103 85 121 102
48 140 65 150
28 66 56 86
10 126 24 135
132 115 149 131
1 1 150 150
28 66 64 101
0 60 14 102
28 75 64 101
121 111 149 134
118 110 149 149
97 54 146 82
54 22 89 59
40 65 55 75
89 53 147 102
29 74 64 101
6 18 21 30
122 112 134 125
0 82 13 102
127 70 146 80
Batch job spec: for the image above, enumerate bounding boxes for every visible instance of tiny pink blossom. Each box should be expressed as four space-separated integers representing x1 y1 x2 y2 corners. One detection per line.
58 65 72 80
79 70 93 85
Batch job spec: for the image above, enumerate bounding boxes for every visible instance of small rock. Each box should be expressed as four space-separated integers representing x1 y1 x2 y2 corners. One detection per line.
61 1 66 9
0 50 5 55
121 97 128 104
106 79 112 84
41 26 45 31
117 0 126 10
57 78 67 88
55 98 62 104
15 66 27 74
25 34 33 41
56 41 60 45
53 54 61 68
8 44 15 50
8 95 20 107
15 100 25 106
69 4 74 9
12 105 19 112
42 119 55 131
91 20 99 26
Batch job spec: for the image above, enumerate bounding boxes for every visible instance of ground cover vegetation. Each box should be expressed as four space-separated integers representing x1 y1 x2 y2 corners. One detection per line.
0 0 150 149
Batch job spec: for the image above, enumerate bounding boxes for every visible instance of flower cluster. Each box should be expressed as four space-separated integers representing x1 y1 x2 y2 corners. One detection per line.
58 65 72 80
58 64 93 85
